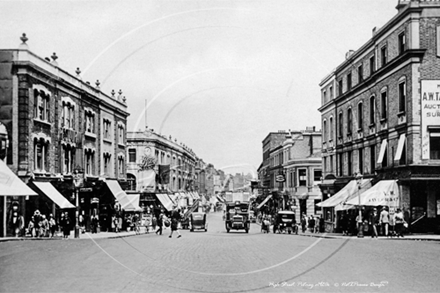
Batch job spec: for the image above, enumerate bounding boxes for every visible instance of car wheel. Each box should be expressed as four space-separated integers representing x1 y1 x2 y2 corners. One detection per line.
227 229 230 233
205 229 207 232
190 229 193 232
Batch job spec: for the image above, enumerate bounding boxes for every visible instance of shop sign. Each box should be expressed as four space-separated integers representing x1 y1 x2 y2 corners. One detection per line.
276 174 285 182
421 80 440 159
91 197 99 204
80 187 93 192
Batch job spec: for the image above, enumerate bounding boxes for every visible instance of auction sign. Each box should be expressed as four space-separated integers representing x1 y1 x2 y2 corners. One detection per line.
421 80 440 159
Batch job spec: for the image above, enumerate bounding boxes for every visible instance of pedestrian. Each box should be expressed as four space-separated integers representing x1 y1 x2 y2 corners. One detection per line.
394 208 406 238
28 216 35 237
380 207 390 237
48 214 57 238
340 213 348 236
91 215 99 234
33 210 42 237
369 208 379 238
308 216 315 233
60 212 71 239
301 214 307 233
169 207 182 238
314 217 320 233
156 209 164 235
9 211 24 237
152 215 157 231
40 215 49 237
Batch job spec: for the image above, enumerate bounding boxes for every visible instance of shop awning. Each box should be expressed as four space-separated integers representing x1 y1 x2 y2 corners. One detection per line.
33 182 75 209
156 193 174 211
317 179 372 208
377 139 388 164
257 194 272 209
122 194 142 212
345 180 400 207
0 159 38 196
106 180 134 212
394 134 406 161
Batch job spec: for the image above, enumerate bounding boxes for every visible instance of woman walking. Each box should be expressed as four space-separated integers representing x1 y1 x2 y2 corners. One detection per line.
60 212 71 239
169 207 182 238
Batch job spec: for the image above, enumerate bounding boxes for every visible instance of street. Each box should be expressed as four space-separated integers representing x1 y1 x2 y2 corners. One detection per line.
1 212 439 293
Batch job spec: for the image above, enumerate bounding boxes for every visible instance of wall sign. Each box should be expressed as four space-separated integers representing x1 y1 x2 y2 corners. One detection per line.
420 80 440 159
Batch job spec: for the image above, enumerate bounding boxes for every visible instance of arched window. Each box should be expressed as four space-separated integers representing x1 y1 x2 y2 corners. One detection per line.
370 95 376 124
357 102 363 130
347 108 353 135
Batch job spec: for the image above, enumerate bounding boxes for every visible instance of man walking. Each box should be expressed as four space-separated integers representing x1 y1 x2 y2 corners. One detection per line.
369 208 379 238
169 207 182 238
156 209 164 235
380 207 390 237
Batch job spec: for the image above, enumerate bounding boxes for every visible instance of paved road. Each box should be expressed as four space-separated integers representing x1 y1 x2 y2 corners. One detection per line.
1 212 439 293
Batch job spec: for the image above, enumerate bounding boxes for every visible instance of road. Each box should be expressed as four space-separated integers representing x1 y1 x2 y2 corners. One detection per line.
0 212 439 293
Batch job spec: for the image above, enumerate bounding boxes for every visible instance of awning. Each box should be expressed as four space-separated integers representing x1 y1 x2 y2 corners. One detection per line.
0 159 38 196
122 194 142 212
377 139 388 164
156 193 174 211
106 180 134 212
317 179 372 208
345 180 400 207
257 194 272 209
33 182 75 209
394 134 406 161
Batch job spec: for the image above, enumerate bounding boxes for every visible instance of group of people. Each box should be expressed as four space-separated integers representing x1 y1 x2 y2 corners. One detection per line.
154 207 183 238
368 207 407 238
26 210 70 238
300 214 323 233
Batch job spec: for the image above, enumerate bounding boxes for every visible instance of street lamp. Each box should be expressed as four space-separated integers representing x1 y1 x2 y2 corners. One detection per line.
73 168 84 238
355 173 363 238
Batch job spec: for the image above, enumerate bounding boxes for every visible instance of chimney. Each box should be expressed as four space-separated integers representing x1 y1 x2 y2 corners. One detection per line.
345 50 355 60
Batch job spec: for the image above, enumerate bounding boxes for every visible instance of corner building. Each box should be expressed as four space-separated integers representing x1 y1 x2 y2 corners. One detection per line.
319 0 440 233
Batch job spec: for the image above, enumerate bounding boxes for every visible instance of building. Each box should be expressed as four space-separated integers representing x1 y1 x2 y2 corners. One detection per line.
0 35 129 235
126 128 200 211
283 127 322 222
319 0 440 233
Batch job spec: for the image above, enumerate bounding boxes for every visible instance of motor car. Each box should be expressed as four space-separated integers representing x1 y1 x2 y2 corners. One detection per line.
190 212 208 232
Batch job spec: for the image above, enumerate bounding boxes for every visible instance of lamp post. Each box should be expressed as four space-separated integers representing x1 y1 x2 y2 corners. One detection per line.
73 168 84 238
355 173 364 238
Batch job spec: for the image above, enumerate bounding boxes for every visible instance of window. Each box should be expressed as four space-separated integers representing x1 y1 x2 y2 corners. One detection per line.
338 79 343 96
329 117 333 141
370 96 376 125
127 174 137 191
103 153 111 175
62 145 75 174
322 90 327 104
370 55 375 75
370 145 376 174
323 157 327 173
329 86 333 99
357 102 363 130
118 156 124 175
34 90 50 122
358 64 363 83
338 112 343 138
338 153 344 176
323 120 327 142
128 149 136 163
399 81 406 113
347 108 353 135
103 120 111 139
34 140 48 172
298 169 307 186
118 124 124 144
381 45 387 67
62 103 75 129
85 111 95 134
330 155 334 173
430 131 440 159
85 150 95 175
347 73 352 91
381 90 387 120
313 170 322 183
347 151 352 176
383 147 388 168
400 140 407 165
358 148 364 174
398 32 406 55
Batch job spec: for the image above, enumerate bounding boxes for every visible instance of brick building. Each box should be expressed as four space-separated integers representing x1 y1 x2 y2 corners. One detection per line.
319 0 440 233
0 35 129 235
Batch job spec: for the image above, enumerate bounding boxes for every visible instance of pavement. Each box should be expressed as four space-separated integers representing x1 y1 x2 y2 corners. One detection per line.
1 225 440 242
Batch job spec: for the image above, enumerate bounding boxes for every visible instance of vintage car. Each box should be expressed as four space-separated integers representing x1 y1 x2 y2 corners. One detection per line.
190 212 208 232
274 210 298 234
225 202 250 233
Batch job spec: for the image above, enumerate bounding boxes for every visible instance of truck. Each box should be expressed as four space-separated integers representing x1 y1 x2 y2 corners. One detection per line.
224 192 251 233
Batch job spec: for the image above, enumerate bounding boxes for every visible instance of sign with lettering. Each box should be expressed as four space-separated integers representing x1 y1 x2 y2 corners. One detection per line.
421 80 440 159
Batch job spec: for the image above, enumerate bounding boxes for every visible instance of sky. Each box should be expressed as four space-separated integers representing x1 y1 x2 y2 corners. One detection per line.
1 0 399 177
